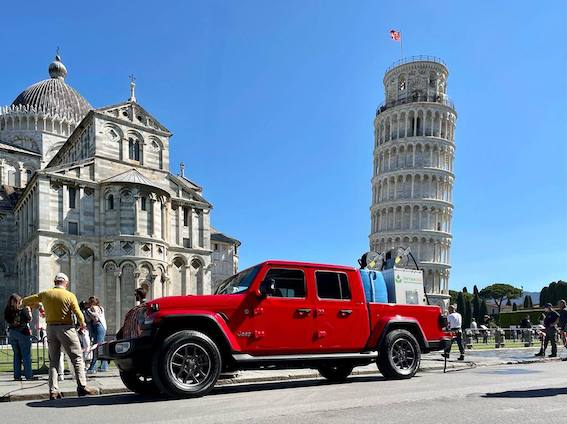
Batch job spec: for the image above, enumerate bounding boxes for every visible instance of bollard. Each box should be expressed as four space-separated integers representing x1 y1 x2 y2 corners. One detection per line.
465 329 473 349
523 329 533 347
494 328 505 348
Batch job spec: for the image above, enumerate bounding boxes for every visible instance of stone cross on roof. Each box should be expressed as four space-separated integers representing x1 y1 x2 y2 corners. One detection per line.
129 74 136 102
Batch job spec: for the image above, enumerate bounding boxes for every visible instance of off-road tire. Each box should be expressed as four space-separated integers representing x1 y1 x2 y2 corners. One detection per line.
317 363 354 382
377 329 421 379
152 330 222 397
119 370 160 395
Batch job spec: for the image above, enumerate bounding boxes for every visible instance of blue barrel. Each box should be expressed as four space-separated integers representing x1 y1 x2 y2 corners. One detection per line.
359 269 388 303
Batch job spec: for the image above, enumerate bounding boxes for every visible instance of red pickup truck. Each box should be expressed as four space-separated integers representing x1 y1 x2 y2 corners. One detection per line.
102 260 451 397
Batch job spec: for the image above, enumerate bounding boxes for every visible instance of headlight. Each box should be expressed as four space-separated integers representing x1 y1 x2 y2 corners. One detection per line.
115 341 131 354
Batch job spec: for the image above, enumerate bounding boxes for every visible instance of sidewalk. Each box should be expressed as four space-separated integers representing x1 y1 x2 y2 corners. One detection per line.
0 347 561 402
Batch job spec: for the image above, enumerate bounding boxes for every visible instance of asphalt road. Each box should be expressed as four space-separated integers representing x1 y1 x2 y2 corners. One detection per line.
2 361 567 423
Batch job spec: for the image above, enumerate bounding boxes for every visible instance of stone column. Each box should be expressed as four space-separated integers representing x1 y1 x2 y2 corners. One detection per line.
115 270 122 329
79 186 84 235
18 162 25 188
150 195 157 238
62 183 68 231
177 205 182 246
134 194 140 235
161 202 166 241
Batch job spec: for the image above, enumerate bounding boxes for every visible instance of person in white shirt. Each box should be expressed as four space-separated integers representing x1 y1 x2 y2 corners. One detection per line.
443 304 465 361
470 317 479 343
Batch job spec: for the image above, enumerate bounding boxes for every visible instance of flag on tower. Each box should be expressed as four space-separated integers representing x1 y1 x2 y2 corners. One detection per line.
390 30 401 41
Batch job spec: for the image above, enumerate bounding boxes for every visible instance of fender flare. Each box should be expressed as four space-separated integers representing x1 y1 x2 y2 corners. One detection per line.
154 313 241 352
376 318 429 351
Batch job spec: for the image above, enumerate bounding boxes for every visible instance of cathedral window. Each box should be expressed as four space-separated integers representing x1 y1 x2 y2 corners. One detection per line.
128 138 141 161
141 196 147 211
68 222 78 235
183 207 189 227
69 187 77 209
106 195 114 210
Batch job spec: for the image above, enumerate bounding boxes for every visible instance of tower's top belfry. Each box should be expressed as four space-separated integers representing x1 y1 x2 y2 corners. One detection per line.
377 56 454 118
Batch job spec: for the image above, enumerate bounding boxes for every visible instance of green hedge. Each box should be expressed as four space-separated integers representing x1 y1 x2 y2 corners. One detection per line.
499 309 544 327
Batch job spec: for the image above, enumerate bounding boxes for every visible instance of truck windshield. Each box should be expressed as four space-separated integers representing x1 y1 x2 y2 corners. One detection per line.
215 265 260 295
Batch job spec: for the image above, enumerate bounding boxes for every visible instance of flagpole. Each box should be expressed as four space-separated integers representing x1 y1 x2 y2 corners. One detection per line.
400 31 404 59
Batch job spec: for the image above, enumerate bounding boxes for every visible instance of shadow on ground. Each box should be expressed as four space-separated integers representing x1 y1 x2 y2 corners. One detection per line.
484 387 567 398
26 375 386 408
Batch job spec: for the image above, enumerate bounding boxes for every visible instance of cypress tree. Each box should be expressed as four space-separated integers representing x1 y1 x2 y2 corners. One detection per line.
472 294 481 321
462 287 468 294
457 291 466 317
527 295 533 308
523 295 529 309
480 299 488 319
549 282 558 305
473 285 479 296
512 302 517 311
464 298 472 329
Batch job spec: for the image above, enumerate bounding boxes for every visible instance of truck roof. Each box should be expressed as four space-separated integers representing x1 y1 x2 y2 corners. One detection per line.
259 260 357 272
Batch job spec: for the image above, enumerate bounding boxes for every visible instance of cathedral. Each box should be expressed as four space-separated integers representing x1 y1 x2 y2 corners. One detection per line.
0 54 240 334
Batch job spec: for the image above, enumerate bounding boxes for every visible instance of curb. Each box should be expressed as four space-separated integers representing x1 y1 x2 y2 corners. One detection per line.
0 357 560 402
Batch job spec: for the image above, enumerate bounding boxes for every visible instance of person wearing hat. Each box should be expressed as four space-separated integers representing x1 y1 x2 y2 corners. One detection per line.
23 272 98 399
535 303 560 358
443 304 465 361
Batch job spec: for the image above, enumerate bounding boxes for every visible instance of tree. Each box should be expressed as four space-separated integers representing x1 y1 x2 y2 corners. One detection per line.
540 287 548 306
480 300 488 319
523 295 533 309
462 287 468 294
506 298 512 307
456 292 466 318
472 294 481 322
473 285 479 296
464 297 472 329
512 302 518 311
479 283 523 319
449 290 459 305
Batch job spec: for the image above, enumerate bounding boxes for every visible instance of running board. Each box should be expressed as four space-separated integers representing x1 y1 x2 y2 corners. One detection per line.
233 351 378 363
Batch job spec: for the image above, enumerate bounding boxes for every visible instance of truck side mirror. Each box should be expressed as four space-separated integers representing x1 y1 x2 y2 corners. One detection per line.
258 278 276 298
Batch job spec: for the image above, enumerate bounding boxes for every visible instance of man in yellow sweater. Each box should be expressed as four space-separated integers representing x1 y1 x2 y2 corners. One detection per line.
23 272 98 399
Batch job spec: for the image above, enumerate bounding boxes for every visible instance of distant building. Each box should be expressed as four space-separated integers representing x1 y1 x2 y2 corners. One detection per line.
370 56 457 308
0 55 240 334
210 228 240 291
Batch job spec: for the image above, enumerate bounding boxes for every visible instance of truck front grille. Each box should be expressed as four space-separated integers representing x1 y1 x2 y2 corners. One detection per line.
122 306 147 339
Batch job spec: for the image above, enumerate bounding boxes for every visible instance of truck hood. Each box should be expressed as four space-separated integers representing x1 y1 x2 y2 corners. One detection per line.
148 294 244 312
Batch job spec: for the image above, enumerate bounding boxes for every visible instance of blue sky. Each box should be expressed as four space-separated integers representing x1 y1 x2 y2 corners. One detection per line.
0 1 564 292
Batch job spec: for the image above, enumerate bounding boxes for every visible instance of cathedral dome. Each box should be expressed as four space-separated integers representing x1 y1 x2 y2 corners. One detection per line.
11 55 92 120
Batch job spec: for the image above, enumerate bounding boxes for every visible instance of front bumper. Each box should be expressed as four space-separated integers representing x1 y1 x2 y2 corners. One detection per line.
98 336 153 373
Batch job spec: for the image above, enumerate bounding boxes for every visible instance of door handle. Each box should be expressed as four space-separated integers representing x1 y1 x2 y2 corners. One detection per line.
296 308 312 316
339 309 353 316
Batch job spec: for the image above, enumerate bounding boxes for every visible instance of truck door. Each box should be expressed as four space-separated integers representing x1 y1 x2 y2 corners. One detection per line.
313 270 370 352
243 267 315 354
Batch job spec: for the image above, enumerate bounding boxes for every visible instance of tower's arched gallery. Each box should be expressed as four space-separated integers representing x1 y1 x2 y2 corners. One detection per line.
0 55 240 333
370 57 457 307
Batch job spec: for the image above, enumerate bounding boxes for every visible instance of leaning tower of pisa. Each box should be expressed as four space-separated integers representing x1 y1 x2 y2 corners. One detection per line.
370 56 457 307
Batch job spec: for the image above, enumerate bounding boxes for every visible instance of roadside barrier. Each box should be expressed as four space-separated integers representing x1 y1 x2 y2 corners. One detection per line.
0 335 48 374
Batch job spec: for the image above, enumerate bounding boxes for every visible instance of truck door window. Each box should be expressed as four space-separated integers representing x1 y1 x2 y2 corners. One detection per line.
265 269 306 298
316 271 351 300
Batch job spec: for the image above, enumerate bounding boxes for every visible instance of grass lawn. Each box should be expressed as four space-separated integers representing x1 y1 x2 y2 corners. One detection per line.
0 346 48 373
467 340 538 350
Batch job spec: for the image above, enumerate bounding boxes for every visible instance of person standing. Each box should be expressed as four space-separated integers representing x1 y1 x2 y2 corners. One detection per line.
22 273 98 399
557 300 567 357
535 303 560 358
470 318 479 343
3 294 34 381
135 287 147 305
443 304 465 361
87 297 109 373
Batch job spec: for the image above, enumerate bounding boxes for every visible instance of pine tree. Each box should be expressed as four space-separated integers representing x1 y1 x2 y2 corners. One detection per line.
540 287 548 306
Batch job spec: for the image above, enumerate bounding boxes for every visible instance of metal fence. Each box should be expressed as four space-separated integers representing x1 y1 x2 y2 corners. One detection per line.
461 327 556 349
0 335 48 374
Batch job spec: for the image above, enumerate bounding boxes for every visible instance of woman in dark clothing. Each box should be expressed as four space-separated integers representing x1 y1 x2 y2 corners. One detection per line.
3 293 34 381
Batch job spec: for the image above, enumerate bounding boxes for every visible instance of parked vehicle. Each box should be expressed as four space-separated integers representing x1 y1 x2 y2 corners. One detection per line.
101 259 451 397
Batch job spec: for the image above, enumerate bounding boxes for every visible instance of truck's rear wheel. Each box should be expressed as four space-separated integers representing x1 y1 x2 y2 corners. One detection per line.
377 329 421 379
152 330 221 397
317 363 354 382
119 370 160 395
